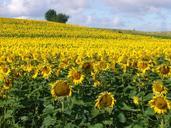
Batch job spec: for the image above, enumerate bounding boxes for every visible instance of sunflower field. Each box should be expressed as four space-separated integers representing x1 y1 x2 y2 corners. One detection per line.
0 18 171 128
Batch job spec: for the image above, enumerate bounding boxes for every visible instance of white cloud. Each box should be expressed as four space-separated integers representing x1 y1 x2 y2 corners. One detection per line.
103 0 171 14
0 0 171 31
80 16 125 28
0 0 88 17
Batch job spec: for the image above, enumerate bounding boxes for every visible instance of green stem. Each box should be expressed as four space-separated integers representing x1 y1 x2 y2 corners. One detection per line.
160 116 165 128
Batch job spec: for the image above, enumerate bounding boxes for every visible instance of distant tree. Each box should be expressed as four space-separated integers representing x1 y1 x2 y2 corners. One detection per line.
45 9 69 23
45 9 57 22
56 13 69 23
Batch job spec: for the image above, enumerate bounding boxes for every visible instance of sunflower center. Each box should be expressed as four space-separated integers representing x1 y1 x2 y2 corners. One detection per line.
82 62 92 70
138 62 148 69
159 66 170 74
72 71 81 80
99 61 107 69
42 66 50 74
99 94 112 107
155 97 168 109
2 67 8 73
54 81 70 96
155 85 164 93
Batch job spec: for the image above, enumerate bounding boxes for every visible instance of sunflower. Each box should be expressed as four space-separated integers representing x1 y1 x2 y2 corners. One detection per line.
94 60 109 72
3 77 12 90
0 65 10 76
137 61 149 73
0 87 6 98
51 80 72 98
133 96 140 105
158 64 170 77
95 92 116 109
41 65 52 78
81 61 94 71
149 96 171 114
68 68 84 85
152 80 167 96
31 68 39 79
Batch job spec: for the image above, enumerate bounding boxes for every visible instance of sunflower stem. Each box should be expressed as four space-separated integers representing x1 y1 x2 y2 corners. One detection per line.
61 100 64 113
160 116 165 128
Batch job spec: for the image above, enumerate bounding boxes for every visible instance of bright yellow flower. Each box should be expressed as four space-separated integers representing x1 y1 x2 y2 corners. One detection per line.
68 68 84 85
157 64 170 77
3 77 12 90
137 61 149 73
152 80 168 96
149 96 171 114
41 65 52 79
133 96 140 105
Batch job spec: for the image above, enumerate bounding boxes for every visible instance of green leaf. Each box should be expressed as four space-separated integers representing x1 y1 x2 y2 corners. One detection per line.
122 103 132 111
118 112 126 123
133 124 144 128
103 119 113 125
64 123 78 128
71 96 85 106
43 104 55 115
89 123 103 128
143 93 153 101
91 108 100 118
144 107 154 116
41 116 56 128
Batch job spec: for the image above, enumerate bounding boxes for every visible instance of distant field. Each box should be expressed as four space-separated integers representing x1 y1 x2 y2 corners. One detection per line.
0 18 171 128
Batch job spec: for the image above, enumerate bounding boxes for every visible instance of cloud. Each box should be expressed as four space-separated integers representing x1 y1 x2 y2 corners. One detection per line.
103 0 171 14
0 0 171 31
0 0 88 17
88 16 124 28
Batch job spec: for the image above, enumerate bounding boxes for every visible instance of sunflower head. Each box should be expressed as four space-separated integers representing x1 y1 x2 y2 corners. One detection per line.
41 65 51 78
152 80 168 95
81 61 94 71
51 80 72 98
68 68 84 85
149 96 171 114
95 92 116 109
0 65 10 76
3 77 12 90
94 60 109 72
137 61 149 72
158 65 170 76
133 96 140 105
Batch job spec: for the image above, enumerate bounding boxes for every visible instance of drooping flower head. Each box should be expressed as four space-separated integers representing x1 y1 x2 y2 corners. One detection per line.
51 80 72 98
95 92 116 109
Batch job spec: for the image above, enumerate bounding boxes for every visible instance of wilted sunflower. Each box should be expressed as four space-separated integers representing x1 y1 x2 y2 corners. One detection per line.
149 96 171 114
68 68 84 85
152 80 167 96
95 92 116 109
51 80 72 98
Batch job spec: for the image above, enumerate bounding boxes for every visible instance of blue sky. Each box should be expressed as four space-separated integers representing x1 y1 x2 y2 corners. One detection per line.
0 0 171 31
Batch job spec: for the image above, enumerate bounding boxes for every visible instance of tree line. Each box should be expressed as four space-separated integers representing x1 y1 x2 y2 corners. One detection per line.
45 9 69 23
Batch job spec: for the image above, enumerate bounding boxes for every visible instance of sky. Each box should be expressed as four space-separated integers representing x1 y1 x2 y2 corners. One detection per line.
0 0 171 31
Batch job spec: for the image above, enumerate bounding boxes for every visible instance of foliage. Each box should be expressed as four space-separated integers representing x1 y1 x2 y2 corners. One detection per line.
45 9 69 23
